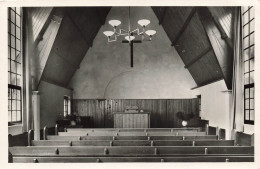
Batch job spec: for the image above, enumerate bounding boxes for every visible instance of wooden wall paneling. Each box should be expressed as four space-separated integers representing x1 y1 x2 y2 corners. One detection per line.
107 100 114 128
73 99 199 128
166 100 176 127
192 98 199 116
198 7 233 89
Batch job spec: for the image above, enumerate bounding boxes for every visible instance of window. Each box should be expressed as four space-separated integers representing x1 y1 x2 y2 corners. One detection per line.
242 6 255 125
64 96 71 117
8 7 22 123
197 95 201 116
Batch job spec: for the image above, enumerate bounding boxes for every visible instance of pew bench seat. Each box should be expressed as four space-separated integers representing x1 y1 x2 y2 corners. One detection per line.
9 146 254 156
58 131 207 136
11 155 254 163
66 128 201 133
31 140 235 147
47 135 218 141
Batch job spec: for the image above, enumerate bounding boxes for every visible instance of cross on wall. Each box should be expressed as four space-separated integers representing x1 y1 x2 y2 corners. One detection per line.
122 39 142 68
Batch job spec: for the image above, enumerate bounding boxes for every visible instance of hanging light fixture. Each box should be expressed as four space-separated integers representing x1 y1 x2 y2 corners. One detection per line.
103 7 156 43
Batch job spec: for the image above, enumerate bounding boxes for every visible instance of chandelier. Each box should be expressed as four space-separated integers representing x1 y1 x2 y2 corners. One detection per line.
103 7 156 43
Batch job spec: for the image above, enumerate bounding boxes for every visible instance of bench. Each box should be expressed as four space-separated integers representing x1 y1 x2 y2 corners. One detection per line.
11 155 254 163
9 146 254 156
46 135 219 141
65 128 201 132
9 129 254 163
58 131 207 136
31 140 235 147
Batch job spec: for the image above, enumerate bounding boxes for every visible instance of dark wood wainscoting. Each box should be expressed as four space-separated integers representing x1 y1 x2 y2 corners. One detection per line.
72 99 200 128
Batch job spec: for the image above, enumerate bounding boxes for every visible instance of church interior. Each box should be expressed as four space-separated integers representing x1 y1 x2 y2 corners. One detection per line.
6 6 256 163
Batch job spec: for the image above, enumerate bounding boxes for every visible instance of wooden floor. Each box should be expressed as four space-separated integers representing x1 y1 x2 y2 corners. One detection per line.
8 127 254 163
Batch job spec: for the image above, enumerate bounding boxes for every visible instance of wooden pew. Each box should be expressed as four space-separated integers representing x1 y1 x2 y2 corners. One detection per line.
58 131 207 137
9 146 254 156
12 155 254 163
31 140 235 147
47 135 218 141
66 128 201 132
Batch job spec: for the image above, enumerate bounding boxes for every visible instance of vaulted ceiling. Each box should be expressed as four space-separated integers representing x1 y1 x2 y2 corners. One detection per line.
30 6 235 90
152 7 235 89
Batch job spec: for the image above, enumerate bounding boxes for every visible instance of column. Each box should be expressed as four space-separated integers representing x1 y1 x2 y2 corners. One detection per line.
32 91 40 140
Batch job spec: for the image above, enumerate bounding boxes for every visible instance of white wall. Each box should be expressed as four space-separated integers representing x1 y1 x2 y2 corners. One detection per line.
200 80 230 129
194 80 232 138
69 7 197 99
194 79 254 138
38 81 72 128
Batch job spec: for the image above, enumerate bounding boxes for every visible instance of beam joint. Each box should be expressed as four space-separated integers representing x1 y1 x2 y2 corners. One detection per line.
208 8 233 49
184 46 212 68
172 7 197 46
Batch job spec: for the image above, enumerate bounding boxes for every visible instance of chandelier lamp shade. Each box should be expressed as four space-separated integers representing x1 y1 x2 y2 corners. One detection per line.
103 7 156 43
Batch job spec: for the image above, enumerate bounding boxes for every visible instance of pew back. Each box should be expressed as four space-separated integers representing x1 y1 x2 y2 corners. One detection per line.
12 155 254 163
47 135 218 141
66 128 201 132
58 131 207 136
9 146 254 156
31 140 235 147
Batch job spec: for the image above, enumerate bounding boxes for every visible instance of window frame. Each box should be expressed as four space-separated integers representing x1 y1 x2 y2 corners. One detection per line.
242 6 255 125
64 96 70 117
8 7 23 124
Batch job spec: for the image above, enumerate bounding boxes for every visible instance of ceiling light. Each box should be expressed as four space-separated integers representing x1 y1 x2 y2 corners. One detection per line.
108 20 121 27
103 31 114 37
103 7 156 43
137 19 150 27
125 36 135 42
145 30 156 36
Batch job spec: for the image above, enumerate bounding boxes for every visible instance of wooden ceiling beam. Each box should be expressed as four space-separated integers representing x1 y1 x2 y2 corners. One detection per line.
34 8 54 43
184 46 212 68
159 7 168 25
66 11 93 47
197 7 233 90
171 7 197 46
208 8 233 49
